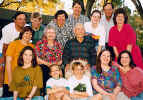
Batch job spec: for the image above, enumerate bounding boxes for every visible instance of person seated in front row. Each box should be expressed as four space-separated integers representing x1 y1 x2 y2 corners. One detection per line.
117 50 143 100
68 61 93 100
91 49 123 100
9 46 43 100
46 64 70 100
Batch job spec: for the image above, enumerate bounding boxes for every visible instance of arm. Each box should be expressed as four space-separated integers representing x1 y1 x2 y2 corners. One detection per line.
92 78 111 96
47 87 68 94
6 56 12 85
37 57 52 66
26 86 37 99
126 44 132 52
97 45 102 56
113 46 119 58
13 91 18 100
70 91 89 98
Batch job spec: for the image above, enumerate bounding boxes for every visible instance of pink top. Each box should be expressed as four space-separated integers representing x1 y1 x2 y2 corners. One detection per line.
109 24 143 69
120 67 143 98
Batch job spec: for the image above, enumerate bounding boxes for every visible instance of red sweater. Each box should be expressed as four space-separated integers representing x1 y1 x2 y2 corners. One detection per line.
120 67 143 98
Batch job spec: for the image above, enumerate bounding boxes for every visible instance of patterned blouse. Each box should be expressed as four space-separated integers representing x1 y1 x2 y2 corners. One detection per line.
35 40 63 63
91 65 122 94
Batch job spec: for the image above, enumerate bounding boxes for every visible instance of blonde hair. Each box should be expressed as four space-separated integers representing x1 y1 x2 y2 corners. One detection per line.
49 64 63 77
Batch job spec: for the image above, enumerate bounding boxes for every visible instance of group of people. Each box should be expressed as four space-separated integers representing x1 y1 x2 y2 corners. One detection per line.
0 0 143 100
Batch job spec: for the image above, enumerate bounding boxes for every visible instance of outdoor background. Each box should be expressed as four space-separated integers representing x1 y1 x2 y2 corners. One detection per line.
0 0 143 55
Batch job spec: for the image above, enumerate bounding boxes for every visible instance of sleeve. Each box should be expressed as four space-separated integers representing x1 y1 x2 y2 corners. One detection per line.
126 24 136 45
115 67 122 87
99 26 106 46
9 68 19 91
6 41 16 57
85 77 93 96
33 66 43 88
62 40 71 65
91 66 98 79
35 40 42 57
67 78 74 93
46 79 52 89
56 42 63 61
1 25 11 44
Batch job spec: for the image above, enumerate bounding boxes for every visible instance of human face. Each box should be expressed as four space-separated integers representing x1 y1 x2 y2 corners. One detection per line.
56 14 66 26
50 66 60 79
104 4 113 18
14 14 26 28
91 12 101 25
116 13 125 25
45 28 56 40
73 65 84 76
120 53 130 67
22 31 32 43
100 51 111 65
73 3 82 17
74 24 85 38
31 18 42 29
23 50 33 65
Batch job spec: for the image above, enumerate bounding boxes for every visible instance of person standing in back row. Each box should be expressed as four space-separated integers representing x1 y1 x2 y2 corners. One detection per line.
100 3 115 60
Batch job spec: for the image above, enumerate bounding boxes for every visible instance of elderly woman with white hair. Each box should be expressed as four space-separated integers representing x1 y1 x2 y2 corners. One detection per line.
35 25 63 96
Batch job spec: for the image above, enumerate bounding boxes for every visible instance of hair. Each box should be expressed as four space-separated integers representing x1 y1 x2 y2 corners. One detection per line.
113 8 128 25
18 26 34 40
103 2 114 10
96 49 112 74
31 12 42 20
43 25 55 36
54 10 68 20
72 61 84 71
17 46 37 67
117 50 136 68
12 12 27 20
90 10 101 18
49 64 63 77
72 0 82 8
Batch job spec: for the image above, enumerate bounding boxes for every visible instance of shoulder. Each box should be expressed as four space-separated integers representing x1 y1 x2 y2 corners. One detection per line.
3 22 15 29
9 40 20 46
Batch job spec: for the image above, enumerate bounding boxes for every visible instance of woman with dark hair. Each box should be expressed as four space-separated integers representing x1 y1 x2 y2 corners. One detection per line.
48 10 74 47
117 50 143 100
84 10 106 55
91 49 123 100
108 8 143 69
2 26 34 97
9 46 43 100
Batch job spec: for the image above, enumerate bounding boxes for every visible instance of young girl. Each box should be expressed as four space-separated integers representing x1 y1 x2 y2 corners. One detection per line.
9 46 43 100
46 64 71 100
68 61 93 100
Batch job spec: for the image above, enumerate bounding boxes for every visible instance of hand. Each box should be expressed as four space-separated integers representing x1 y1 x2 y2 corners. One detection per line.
109 93 116 100
84 64 90 71
25 97 32 100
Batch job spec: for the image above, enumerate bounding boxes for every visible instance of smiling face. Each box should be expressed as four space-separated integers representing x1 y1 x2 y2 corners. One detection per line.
50 66 61 79
120 53 130 67
100 50 111 65
56 14 66 26
23 49 33 65
104 4 113 18
74 23 85 38
73 65 84 76
116 13 125 25
45 28 56 40
31 17 42 29
73 3 82 17
91 12 101 25
22 31 32 43
14 14 26 28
